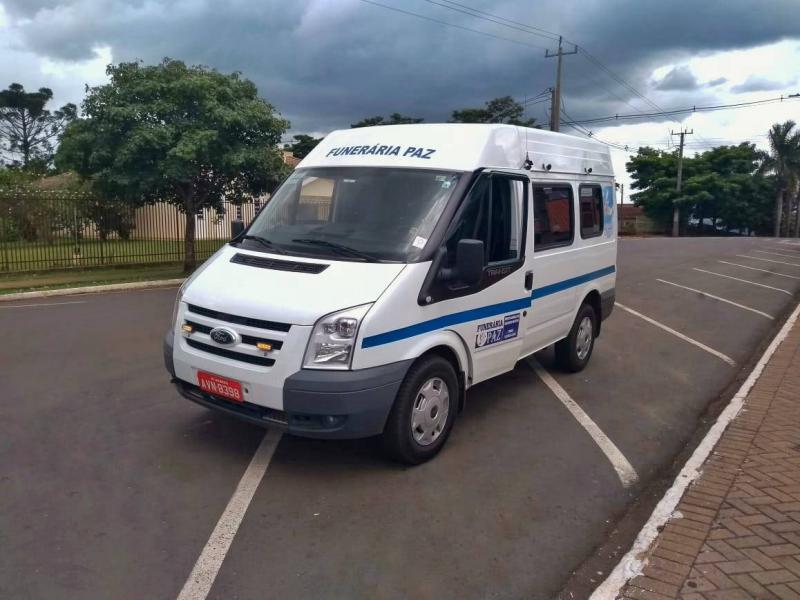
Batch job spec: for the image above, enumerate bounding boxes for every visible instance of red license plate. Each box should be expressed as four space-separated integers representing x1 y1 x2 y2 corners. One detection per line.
197 371 244 403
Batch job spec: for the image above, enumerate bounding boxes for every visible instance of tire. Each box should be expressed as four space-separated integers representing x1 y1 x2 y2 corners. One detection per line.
382 355 459 465
555 303 597 373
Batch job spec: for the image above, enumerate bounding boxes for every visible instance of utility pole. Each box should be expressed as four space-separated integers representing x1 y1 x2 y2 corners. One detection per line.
545 36 578 132
671 128 693 237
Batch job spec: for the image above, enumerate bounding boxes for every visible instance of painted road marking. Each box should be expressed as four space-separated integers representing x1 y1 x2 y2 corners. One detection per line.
528 357 638 488
692 268 792 295
177 429 282 600
719 260 800 280
591 301 800 600
616 302 736 366
755 249 800 259
0 300 87 309
736 254 800 268
657 279 773 319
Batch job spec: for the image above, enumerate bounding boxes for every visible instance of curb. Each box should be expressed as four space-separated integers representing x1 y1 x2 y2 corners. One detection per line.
590 299 800 599
0 278 185 302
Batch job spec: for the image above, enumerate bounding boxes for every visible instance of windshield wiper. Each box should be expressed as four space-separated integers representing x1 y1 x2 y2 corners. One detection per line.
291 238 381 262
237 235 287 254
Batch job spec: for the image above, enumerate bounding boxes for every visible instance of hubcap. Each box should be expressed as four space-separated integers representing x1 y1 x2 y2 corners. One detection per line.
576 315 594 361
410 377 450 447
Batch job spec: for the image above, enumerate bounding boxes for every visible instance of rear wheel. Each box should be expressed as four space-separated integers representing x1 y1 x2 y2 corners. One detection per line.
382 355 458 465
555 303 597 373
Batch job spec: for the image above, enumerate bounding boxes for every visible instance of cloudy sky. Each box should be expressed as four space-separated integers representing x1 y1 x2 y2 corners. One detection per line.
1 0 799 189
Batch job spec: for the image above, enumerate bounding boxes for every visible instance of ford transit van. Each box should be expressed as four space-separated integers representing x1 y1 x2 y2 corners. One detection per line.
164 123 616 464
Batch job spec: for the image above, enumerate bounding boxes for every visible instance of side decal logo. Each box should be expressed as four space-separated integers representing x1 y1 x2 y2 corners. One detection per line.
475 313 520 349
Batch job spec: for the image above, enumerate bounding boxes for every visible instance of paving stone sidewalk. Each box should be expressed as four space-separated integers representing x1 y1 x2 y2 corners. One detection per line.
620 312 800 600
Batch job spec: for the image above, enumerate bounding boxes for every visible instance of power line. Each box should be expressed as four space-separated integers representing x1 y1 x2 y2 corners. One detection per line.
356 0 549 50
559 106 631 151
420 0 559 43
562 95 800 126
415 0 672 121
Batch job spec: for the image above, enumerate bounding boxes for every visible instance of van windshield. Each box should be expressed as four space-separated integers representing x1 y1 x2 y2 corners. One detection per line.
243 167 462 262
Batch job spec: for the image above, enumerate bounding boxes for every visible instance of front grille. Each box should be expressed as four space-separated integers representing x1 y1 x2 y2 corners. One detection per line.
186 338 275 366
185 320 283 350
186 304 291 332
231 252 328 274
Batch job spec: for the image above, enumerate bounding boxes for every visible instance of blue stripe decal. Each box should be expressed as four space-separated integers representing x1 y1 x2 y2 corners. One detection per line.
531 265 616 300
361 264 615 349
362 297 532 349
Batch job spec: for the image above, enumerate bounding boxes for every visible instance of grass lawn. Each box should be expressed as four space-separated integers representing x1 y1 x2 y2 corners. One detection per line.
0 238 224 272
0 263 186 295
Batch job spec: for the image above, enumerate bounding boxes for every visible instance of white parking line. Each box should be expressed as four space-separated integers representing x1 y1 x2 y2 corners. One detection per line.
755 249 800 259
616 302 736 366
656 279 773 319
528 357 638 488
0 300 87 309
177 429 282 600
692 268 792 295
718 260 800 280
736 254 800 267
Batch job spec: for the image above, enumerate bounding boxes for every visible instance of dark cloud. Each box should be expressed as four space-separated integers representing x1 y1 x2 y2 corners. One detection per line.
731 75 794 93
707 77 728 87
3 0 799 133
654 66 700 91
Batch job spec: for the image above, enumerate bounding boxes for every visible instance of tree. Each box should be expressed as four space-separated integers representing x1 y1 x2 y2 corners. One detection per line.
0 83 76 168
762 121 800 237
285 134 322 159
628 143 775 236
57 59 290 271
351 113 424 128
451 96 537 127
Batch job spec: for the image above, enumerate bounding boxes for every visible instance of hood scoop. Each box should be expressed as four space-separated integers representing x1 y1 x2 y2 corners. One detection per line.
230 252 328 274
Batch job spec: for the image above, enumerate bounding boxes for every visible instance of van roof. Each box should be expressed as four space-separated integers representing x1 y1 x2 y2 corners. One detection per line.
299 123 614 177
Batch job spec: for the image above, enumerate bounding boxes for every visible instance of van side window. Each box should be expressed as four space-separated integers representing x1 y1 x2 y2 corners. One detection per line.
579 184 603 238
446 175 524 266
533 185 574 251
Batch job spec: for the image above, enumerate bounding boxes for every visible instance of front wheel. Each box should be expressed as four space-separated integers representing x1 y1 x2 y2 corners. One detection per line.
555 303 597 373
382 355 458 465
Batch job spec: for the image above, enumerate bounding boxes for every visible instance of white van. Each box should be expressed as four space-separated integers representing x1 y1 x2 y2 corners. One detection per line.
164 124 616 463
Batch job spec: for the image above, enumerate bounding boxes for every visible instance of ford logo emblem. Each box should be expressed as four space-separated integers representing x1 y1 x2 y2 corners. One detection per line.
209 327 238 346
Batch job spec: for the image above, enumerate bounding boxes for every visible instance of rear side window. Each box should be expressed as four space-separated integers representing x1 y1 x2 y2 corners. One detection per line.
579 185 603 238
533 185 574 251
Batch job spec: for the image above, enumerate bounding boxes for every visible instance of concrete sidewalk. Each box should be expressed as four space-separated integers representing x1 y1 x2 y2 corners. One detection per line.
619 309 800 599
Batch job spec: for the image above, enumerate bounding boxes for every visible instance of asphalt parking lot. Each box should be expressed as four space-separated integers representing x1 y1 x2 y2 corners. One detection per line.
2 237 800 600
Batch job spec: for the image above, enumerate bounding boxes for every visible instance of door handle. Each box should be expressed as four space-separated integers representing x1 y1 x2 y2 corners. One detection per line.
524 270 533 291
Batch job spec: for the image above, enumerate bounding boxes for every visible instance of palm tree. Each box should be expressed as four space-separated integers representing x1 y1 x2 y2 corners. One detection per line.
765 121 800 237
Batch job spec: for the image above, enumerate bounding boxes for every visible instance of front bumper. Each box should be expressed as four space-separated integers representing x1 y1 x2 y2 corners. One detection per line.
166 330 411 439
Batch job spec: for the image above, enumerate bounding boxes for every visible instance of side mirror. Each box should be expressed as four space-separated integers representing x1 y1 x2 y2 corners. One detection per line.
454 239 484 286
231 220 245 239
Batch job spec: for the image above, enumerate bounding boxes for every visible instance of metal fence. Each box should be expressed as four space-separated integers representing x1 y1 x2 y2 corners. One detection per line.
0 188 263 273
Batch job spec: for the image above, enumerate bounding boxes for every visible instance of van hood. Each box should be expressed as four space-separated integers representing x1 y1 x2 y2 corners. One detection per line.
182 245 407 326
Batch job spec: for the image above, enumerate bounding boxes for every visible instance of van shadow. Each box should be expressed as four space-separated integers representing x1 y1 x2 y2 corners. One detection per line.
175 349 556 473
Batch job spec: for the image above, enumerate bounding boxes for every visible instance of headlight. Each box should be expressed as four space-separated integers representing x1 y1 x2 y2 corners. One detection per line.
171 283 185 328
170 247 222 328
303 304 372 370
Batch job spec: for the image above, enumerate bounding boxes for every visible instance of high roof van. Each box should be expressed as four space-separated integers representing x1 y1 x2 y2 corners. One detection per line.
164 124 616 464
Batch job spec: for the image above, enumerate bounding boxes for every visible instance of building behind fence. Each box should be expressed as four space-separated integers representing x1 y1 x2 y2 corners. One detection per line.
0 187 263 273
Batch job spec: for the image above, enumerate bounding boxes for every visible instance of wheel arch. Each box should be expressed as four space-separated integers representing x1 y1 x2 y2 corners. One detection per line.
579 287 603 336
405 332 471 412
